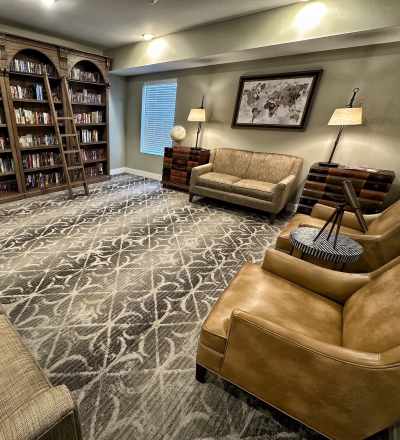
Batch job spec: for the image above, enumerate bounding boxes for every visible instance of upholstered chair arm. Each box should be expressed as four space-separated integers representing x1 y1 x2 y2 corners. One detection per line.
221 310 400 440
190 163 213 190
311 203 378 231
0 385 82 440
262 249 370 303
272 175 297 212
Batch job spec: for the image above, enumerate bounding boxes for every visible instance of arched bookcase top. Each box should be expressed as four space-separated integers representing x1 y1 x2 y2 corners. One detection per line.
9 48 60 77
69 59 106 84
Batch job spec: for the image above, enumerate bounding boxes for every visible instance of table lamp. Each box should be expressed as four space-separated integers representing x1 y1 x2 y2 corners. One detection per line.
321 88 363 167
188 96 206 149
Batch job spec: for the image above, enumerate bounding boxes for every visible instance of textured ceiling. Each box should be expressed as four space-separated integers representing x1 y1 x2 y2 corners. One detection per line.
0 0 302 48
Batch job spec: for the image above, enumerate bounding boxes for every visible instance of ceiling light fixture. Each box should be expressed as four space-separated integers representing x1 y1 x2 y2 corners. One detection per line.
42 0 56 7
142 33 155 41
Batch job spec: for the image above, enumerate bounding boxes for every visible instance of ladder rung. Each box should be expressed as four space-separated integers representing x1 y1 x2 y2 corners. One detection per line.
64 150 80 154
68 165 84 170
61 134 77 137
58 117 74 120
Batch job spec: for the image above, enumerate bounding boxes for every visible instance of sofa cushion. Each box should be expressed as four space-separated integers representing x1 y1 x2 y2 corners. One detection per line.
197 172 240 192
213 149 252 178
246 152 302 184
200 263 342 354
231 179 275 201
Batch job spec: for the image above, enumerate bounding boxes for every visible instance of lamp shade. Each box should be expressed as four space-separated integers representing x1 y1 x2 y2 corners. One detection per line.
188 108 206 122
328 107 363 126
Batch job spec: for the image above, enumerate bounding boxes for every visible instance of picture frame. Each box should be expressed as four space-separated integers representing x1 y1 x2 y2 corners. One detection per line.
232 70 322 130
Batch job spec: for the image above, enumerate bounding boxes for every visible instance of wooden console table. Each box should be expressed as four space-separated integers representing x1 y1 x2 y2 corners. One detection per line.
297 163 395 215
162 146 210 192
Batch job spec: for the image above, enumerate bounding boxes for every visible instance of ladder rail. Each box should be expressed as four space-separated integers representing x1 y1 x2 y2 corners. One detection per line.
44 73 89 197
61 76 89 196
43 73 73 197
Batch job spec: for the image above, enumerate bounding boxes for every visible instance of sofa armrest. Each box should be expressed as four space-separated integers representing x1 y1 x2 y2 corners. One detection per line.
311 203 378 231
0 386 81 440
190 163 213 190
262 249 370 303
272 174 297 212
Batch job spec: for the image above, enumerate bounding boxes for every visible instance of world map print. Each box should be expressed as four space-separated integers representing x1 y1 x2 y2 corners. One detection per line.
236 76 316 126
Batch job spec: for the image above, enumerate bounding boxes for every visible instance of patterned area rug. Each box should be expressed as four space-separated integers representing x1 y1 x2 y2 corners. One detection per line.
0 175 383 440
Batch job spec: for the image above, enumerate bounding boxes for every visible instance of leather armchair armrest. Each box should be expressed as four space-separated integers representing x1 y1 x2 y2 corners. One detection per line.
0 386 81 440
221 310 399 440
190 163 213 190
311 203 378 232
225 310 381 367
262 249 370 303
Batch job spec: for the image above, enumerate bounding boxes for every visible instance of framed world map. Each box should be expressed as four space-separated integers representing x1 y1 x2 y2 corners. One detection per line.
232 70 322 129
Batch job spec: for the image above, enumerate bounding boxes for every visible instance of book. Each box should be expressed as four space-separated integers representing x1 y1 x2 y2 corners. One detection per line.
19 133 56 147
15 108 52 125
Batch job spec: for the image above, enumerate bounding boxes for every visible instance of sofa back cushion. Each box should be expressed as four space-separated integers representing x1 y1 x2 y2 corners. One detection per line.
343 262 400 353
212 148 252 178
368 199 400 235
246 152 303 183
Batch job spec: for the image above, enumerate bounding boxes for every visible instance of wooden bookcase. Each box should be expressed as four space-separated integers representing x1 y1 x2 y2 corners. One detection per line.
0 33 111 203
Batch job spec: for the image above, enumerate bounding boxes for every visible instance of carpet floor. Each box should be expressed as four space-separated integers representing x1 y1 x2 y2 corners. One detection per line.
0 175 385 440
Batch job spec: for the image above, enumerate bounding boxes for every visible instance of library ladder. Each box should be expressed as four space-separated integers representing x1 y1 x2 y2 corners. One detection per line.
44 73 89 198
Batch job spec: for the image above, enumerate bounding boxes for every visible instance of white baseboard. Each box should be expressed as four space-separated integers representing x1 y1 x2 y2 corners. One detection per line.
110 167 125 176
110 167 162 181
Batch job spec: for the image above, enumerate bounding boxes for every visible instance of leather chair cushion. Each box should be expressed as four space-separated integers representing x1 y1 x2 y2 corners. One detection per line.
197 172 240 192
276 214 361 252
231 179 275 201
201 263 342 355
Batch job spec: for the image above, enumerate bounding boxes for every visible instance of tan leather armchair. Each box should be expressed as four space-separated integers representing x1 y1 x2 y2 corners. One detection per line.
275 199 400 272
196 249 400 439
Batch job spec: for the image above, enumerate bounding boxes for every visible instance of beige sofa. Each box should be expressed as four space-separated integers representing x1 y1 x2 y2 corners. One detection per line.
0 305 82 440
189 148 303 219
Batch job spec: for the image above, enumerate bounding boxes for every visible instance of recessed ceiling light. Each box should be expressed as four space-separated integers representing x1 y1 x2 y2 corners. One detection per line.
42 0 56 7
142 33 155 41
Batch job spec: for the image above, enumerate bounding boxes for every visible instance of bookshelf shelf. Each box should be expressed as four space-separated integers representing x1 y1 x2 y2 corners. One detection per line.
9 71 59 81
23 164 63 172
0 171 16 177
69 79 106 87
20 145 59 151
76 123 106 127
81 141 107 146
84 159 107 164
0 149 13 154
0 124 7 128
72 102 106 107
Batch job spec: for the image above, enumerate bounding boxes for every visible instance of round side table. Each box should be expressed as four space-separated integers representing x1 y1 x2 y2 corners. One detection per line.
290 227 363 270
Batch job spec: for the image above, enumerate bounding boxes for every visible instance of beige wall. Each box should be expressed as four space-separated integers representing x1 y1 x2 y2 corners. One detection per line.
108 75 127 170
125 42 400 200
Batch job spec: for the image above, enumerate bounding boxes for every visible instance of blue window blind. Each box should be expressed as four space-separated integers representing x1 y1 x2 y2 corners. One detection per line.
140 80 177 156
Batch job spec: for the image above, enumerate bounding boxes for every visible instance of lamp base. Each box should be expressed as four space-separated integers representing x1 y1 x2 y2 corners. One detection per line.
318 162 339 168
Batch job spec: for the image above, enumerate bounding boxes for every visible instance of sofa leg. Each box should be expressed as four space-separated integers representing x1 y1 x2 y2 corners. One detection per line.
196 363 207 383
189 193 194 202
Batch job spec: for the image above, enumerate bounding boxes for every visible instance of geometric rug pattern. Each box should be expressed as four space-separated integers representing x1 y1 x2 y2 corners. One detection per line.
0 175 384 440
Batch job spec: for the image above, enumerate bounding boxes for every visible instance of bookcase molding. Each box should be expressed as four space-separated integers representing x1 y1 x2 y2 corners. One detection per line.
0 33 112 203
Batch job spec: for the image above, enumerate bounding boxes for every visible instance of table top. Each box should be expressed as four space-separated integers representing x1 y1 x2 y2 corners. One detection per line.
290 227 363 264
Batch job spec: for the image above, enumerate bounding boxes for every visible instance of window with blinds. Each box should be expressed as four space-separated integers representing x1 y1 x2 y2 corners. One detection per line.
140 80 178 156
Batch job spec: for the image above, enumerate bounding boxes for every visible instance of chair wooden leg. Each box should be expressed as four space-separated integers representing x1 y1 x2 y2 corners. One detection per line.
196 363 207 383
189 193 194 202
